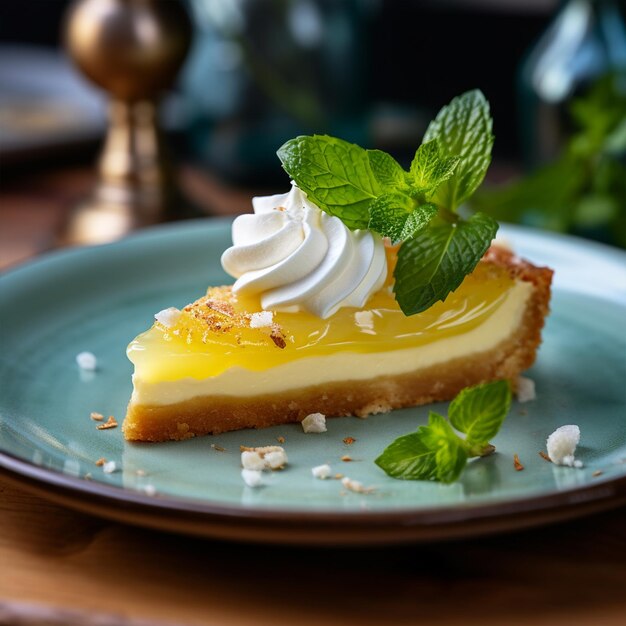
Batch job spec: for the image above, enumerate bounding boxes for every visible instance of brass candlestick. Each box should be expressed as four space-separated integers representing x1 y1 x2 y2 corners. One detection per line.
62 0 192 245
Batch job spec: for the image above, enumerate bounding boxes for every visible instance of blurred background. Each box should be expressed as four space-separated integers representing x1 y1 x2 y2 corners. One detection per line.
1 0 625 269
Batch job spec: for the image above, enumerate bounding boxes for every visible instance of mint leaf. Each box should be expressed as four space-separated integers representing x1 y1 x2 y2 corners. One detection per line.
369 195 437 243
423 89 494 210
368 193 414 242
423 412 469 483
376 382 512 483
409 140 460 200
393 212 498 316
277 135 381 230
375 412 468 483
399 203 438 240
449 380 512 445
367 149 407 190
374 430 438 480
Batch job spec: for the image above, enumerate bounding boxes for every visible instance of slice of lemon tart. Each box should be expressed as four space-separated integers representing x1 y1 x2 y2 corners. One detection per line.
123 92 553 442
123 190 552 442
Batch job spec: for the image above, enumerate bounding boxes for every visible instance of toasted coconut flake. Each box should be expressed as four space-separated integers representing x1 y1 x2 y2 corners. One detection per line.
95 458 106 467
96 415 118 430
341 476 374 494
513 454 524 471
90 412 104 421
270 331 286 349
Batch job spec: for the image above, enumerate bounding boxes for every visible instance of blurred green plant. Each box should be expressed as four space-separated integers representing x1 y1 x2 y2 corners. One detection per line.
471 75 626 248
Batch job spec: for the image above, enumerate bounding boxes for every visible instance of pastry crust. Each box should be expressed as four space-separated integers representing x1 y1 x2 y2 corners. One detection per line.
123 247 552 442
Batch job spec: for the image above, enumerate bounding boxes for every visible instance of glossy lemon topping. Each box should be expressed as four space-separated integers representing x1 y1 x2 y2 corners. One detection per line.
128 262 517 384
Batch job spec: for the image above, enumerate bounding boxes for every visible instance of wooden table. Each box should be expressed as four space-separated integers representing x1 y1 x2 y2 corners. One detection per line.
1 166 625 626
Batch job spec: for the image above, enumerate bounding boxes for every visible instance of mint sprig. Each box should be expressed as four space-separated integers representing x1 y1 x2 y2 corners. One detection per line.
375 381 512 483
277 89 497 317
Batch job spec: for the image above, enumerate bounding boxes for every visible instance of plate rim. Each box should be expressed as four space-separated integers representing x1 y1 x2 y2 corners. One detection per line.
2 220 626 544
1 449 625 544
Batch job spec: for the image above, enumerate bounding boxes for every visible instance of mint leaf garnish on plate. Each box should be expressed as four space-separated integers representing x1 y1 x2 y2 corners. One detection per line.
277 89 498 317
375 381 511 483
393 212 498 315
448 377 512 445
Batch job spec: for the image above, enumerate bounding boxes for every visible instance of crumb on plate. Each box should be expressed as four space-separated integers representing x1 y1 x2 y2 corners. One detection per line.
546 425 582 467
341 476 374 494
240 445 287 471
76 351 97 371
96 415 118 430
301 413 327 434
311 464 331 479
102 461 117 474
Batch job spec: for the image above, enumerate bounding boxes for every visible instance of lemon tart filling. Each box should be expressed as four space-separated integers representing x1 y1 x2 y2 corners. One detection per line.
128 265 532 406
129 262 524 389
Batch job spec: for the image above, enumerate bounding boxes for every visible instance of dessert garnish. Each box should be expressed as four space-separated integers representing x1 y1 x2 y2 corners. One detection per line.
375 380 511 483
301 413 327 433
276 89 496 316
312 464 332 479
546 425 583 467
76 351 97 371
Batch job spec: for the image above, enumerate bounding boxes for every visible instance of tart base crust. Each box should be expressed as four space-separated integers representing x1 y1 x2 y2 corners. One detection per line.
123 247 552 442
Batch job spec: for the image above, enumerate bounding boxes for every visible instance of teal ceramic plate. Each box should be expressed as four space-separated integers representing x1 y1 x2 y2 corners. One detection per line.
1 220 625 545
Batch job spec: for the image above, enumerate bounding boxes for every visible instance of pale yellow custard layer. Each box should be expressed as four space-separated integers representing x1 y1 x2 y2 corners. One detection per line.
128 264 530 397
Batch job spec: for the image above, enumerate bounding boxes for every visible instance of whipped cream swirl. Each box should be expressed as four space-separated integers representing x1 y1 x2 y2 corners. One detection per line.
221 185 387 319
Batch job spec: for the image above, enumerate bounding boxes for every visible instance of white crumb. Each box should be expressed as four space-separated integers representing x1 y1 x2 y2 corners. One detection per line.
341 476 374 494
154 307 181 328
547 425 582 467
249 311 274 328
516 376 536 403
102 461 117 474
301 413 327 434
240 446 288 471
241 469 263 488
143 484 157 496
241 451 266 471
264 450 288 470
76 351 97 371
312 464 332 479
